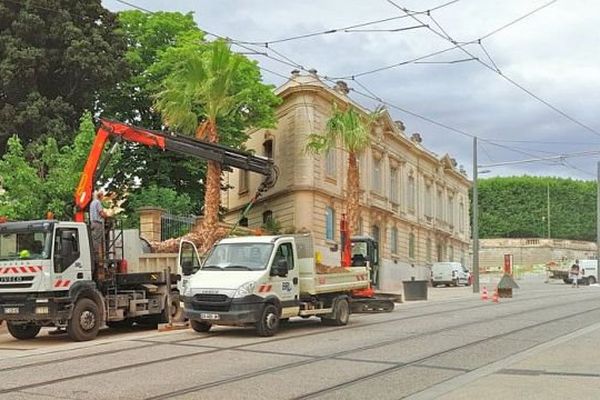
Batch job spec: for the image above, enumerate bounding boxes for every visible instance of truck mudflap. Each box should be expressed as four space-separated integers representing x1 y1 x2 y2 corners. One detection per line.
350 296 395 313
0 294 71 323
182 294 267 326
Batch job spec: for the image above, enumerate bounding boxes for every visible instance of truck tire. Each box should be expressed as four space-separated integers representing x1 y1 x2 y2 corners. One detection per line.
322 298 350 326
7 322 41 340
256 304 279 337
162 293 184 323
67 298 100 342
190 320 212 333
587 276 596 285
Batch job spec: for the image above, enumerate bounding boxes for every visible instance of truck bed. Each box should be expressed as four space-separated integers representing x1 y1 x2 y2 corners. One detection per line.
299 259 369 295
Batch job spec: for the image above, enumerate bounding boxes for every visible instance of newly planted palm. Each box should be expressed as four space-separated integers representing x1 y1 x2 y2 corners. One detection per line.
306 103 382 235
155 40 243 250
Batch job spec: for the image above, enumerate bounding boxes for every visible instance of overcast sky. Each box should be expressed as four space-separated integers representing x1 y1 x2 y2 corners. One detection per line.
104 0 600 180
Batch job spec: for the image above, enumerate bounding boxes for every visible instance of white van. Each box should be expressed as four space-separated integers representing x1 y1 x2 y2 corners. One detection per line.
431 262 471 287
572 260 598 285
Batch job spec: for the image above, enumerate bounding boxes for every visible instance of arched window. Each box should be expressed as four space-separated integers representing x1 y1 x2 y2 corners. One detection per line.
325 207 335 240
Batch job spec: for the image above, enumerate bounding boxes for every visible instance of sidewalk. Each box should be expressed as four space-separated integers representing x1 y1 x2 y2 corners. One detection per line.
411 321 600 400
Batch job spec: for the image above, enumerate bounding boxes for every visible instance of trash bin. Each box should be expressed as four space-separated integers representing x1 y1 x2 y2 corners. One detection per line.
403 278 428 301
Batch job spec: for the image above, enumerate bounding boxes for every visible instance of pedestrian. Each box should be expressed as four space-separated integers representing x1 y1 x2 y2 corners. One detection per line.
570 260 581 288
90 190 108 263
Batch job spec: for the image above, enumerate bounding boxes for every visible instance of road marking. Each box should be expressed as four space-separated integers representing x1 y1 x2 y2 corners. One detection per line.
405 320 600 400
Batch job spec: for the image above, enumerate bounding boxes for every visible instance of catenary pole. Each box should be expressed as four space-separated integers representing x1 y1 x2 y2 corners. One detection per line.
472 137 479 293
597 161 600 270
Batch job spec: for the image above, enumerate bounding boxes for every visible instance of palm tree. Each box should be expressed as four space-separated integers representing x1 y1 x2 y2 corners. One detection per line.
306 103 382 235
155 40 242 250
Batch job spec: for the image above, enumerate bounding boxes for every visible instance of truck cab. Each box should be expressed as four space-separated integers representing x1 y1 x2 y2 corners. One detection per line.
182 235 300 336
0 219 179 341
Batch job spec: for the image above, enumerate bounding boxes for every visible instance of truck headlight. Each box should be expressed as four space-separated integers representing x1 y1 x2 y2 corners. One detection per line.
233 281 256 298
182 282 192 298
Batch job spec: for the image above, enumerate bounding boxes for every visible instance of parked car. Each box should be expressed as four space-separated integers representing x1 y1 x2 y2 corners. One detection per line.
431 262 471 287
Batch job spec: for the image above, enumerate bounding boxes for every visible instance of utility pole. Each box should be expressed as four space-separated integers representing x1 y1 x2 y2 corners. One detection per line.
472 137 479 293
597 161 600 264
547 182 551 238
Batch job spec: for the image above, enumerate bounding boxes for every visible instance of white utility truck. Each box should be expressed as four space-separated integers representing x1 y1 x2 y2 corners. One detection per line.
0 220 183 341
182 234 370 336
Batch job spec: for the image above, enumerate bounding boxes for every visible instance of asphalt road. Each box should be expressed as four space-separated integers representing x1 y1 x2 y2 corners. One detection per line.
1 277 599 400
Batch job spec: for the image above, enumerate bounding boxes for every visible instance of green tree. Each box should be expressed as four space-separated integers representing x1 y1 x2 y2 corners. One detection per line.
306 104 382 234
0 112 103 220
0 0 127 149
125 185 194 228
476 176 597 241
154 39 280 250
0 136 43 219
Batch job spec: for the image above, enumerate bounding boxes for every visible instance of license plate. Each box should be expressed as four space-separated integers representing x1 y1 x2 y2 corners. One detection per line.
200 313 220 320
4 307 19 314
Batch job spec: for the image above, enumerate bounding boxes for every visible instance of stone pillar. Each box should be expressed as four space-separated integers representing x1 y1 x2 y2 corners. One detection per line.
138 207 165 242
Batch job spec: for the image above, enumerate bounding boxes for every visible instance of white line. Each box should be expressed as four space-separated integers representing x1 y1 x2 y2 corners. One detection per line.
405 320 600 400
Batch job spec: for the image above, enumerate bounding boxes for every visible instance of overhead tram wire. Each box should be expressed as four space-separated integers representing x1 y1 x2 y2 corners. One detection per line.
231 0 461 46
387 0 600 140
113 0 592 176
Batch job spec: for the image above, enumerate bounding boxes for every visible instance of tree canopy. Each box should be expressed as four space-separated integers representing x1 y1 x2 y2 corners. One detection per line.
477 176 596 241
0 112 97 220
0 0 127 149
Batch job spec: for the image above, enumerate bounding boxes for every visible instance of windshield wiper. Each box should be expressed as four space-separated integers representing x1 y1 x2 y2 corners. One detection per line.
224 265 253 271
202 265 224 270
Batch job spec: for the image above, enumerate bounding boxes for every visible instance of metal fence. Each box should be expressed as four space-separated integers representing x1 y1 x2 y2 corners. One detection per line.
161 213 196 241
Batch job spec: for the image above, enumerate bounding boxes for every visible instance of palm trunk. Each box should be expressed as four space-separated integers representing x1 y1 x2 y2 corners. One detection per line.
197 120 222 252
347 152 361 235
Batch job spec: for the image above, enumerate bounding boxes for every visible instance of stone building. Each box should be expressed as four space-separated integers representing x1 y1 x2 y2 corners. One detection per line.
222 71 471 291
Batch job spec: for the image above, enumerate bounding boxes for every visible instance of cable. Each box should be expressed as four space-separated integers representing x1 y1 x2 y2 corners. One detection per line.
388 0 600 140
231 0 460 46
115 0 154 13
113 0 594 177
478 0 559 41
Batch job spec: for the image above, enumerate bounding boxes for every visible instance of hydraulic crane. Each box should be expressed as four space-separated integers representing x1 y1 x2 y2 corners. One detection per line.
74 119 278 223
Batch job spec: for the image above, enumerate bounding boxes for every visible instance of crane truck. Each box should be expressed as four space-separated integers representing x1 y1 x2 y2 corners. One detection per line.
0 120 277 341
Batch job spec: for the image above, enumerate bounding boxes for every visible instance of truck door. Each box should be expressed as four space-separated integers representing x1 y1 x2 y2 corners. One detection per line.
52 225 90 290
269 240 299 317
178 240 201 294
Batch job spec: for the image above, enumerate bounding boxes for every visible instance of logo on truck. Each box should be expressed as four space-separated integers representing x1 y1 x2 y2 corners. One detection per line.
0 276 23 283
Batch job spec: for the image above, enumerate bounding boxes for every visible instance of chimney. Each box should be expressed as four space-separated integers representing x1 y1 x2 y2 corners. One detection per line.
410 133 422 143
333 80 350 95
291 69 300 78
308 68 318 76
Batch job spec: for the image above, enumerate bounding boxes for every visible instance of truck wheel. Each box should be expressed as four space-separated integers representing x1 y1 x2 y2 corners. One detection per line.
7 322 41 340
67 298 100 342
162 293 184 323
256 304 279 337
587 276 596 285
322 298 350 326
190 320 211 333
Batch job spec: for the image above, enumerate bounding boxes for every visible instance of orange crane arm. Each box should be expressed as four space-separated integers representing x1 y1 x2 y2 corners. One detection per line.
74 119 276 222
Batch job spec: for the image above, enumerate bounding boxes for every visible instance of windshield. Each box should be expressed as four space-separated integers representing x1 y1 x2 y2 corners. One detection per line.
203 243 274 271
0 230 52 261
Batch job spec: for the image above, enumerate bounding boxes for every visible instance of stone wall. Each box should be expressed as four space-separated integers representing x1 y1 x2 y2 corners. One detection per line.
480 238 597 270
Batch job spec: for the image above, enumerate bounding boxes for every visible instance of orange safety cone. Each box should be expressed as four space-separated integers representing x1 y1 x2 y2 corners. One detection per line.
492 287 499 303
481 286 488 301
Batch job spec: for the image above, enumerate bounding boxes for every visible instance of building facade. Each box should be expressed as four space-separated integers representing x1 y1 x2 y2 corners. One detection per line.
223 71 471 291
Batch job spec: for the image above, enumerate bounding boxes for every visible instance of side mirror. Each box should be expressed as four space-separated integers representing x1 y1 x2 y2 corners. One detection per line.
272 259 289 277
181 260 194 276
